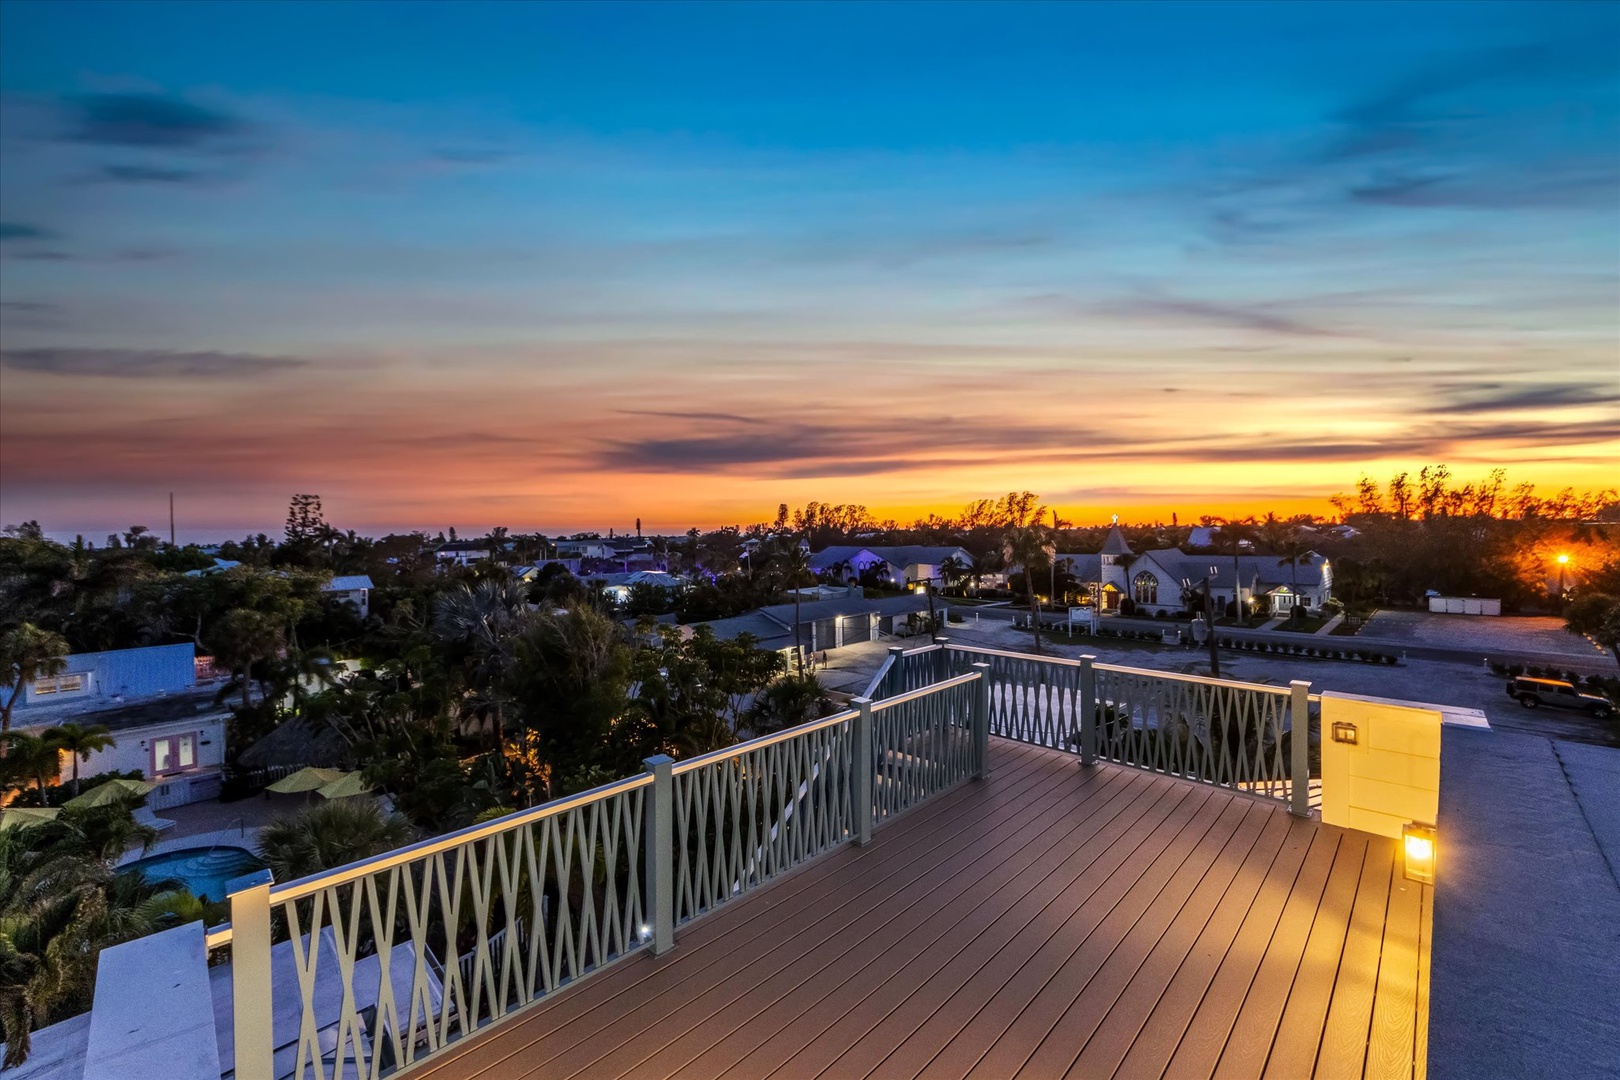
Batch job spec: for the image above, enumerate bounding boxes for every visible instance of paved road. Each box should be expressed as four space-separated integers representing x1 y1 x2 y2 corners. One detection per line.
942 601 1618 676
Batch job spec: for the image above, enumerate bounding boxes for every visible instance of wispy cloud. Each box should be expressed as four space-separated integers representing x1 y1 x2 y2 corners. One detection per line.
1106 295 1341 339
64 93 251 150
2 347 310 379
1429 382 1620 415
90 163 205 185
0 222 54 243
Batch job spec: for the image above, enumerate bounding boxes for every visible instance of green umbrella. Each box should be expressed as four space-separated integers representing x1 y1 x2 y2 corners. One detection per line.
0 806 61 829
63 778 156 809
315 771 371 799
265 767 348 794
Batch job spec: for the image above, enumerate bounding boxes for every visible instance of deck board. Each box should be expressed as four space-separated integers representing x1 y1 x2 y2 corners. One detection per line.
411 739 1430 1080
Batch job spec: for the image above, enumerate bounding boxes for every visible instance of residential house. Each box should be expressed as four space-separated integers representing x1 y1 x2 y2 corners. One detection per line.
435 539 495 567
11 643 229 808
511 558 582 582
592 570 685 605
555 539 616 561
320 574 374 618
680 593 933 663
1059 525 1332 616
808 545 978 588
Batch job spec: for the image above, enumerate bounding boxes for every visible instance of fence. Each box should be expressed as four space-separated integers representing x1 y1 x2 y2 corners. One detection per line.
881 639 1316 815
211 668 990 1080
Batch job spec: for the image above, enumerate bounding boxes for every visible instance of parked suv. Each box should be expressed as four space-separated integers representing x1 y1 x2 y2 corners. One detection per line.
1506 676 1614 719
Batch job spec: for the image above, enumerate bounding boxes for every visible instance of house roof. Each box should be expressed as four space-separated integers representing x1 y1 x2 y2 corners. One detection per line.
592 571 684 588
1138 549 1329 590
435 540 491 553
323 575 374 592
808 545 971 572
18 685 229 734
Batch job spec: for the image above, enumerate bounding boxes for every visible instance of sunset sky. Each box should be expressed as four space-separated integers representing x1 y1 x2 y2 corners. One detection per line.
1 1 1617 540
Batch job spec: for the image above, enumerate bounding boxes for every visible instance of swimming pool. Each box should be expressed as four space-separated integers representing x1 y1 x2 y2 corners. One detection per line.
124 845 267 902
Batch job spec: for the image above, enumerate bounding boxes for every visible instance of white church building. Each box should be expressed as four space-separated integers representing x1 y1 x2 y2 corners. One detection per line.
1058 525 1333 617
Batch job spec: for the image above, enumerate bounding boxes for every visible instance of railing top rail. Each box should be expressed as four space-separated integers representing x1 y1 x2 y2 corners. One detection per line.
900 643 943 657
266 770 657 905
944 643 1085 669
944 642 1298 696
870 670 981 710
670 708 860 775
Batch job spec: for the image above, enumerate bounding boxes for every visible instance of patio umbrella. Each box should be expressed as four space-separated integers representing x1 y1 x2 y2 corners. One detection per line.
315 771 371 800
265 767 348 794
0 806 61 829
63 778 156 809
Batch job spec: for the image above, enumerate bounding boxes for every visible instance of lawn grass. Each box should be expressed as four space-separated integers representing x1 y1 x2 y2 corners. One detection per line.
1275 614 1329 634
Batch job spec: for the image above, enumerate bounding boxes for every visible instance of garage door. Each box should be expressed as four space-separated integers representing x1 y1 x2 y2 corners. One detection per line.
840 614 872 646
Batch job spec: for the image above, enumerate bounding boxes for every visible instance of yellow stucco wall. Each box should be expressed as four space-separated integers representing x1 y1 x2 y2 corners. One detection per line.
1320 692 1442 839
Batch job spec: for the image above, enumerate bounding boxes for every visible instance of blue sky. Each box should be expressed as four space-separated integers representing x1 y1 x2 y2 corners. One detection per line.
1 1 1616 537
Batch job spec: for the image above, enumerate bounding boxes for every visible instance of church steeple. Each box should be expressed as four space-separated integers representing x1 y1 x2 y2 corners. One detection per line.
1099 520 1133 564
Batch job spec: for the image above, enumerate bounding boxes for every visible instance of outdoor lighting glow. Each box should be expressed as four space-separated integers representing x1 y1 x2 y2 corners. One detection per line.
639 924 652 941
1402 822 1437 885
1557 553 1570 565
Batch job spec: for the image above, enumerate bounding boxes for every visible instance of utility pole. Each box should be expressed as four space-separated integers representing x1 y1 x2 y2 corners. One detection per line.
169 492 176 547
1205 566 1221 677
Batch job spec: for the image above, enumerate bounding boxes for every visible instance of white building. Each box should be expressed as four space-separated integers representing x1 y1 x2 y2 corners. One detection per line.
12 643 229 808
1058 526 1333 617
320 574 374 618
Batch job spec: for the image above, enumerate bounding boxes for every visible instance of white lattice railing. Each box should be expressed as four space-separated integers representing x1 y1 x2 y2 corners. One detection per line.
882 639 1316 815
210 668 990 1080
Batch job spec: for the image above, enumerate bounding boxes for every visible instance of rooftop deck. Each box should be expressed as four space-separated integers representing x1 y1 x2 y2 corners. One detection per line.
411 739 1431 1080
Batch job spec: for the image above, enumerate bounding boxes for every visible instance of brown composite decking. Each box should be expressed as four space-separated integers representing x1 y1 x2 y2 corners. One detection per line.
414 739 1431 1080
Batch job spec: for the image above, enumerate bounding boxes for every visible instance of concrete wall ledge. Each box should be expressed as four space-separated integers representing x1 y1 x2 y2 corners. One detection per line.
86 920 221 1080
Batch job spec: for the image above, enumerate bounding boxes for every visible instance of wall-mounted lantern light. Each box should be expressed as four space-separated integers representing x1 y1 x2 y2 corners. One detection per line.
1402 821 1436 884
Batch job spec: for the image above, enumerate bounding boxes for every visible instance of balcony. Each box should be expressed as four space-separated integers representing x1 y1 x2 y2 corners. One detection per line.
74 643 1480 1080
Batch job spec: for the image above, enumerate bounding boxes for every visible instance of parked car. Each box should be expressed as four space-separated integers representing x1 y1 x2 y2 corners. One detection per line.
1506 676 1614 719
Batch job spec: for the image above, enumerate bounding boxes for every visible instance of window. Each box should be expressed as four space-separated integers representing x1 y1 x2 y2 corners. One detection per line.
151 733 197 776
1132 571 1159 606
32 673 87 696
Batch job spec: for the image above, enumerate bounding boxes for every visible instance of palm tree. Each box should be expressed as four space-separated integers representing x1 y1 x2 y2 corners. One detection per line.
0 807 168 1067
970 550 1001 595
0 733 61 799
1003 525 1056 654
769 539 814 672
1277 537 1312 621
0 624 69 741
939 555 969 596
43 724 116 795
1215 519 1261 626
256 800 414 882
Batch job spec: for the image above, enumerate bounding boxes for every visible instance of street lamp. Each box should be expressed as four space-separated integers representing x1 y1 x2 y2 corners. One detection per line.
1556 553 1570 599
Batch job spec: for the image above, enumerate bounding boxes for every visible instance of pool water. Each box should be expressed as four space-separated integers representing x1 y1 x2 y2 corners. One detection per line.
125 846 267 902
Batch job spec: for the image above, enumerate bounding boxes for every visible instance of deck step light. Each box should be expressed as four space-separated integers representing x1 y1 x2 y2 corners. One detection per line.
1403 822 1436 885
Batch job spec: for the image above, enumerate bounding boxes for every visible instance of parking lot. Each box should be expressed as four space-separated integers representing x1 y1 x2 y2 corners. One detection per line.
1361 610 1609 665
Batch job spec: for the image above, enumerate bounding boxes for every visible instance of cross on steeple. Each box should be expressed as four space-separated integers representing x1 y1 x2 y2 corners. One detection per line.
1111 513 1119 526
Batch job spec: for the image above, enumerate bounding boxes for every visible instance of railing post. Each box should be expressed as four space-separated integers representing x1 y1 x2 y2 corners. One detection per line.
1289 681 1312 818
229 876 274 1080
852 697 874 845
971 663 991 780
1079 654 1098 767
886 646 904 694
933 635 951 682
642 754 676 954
